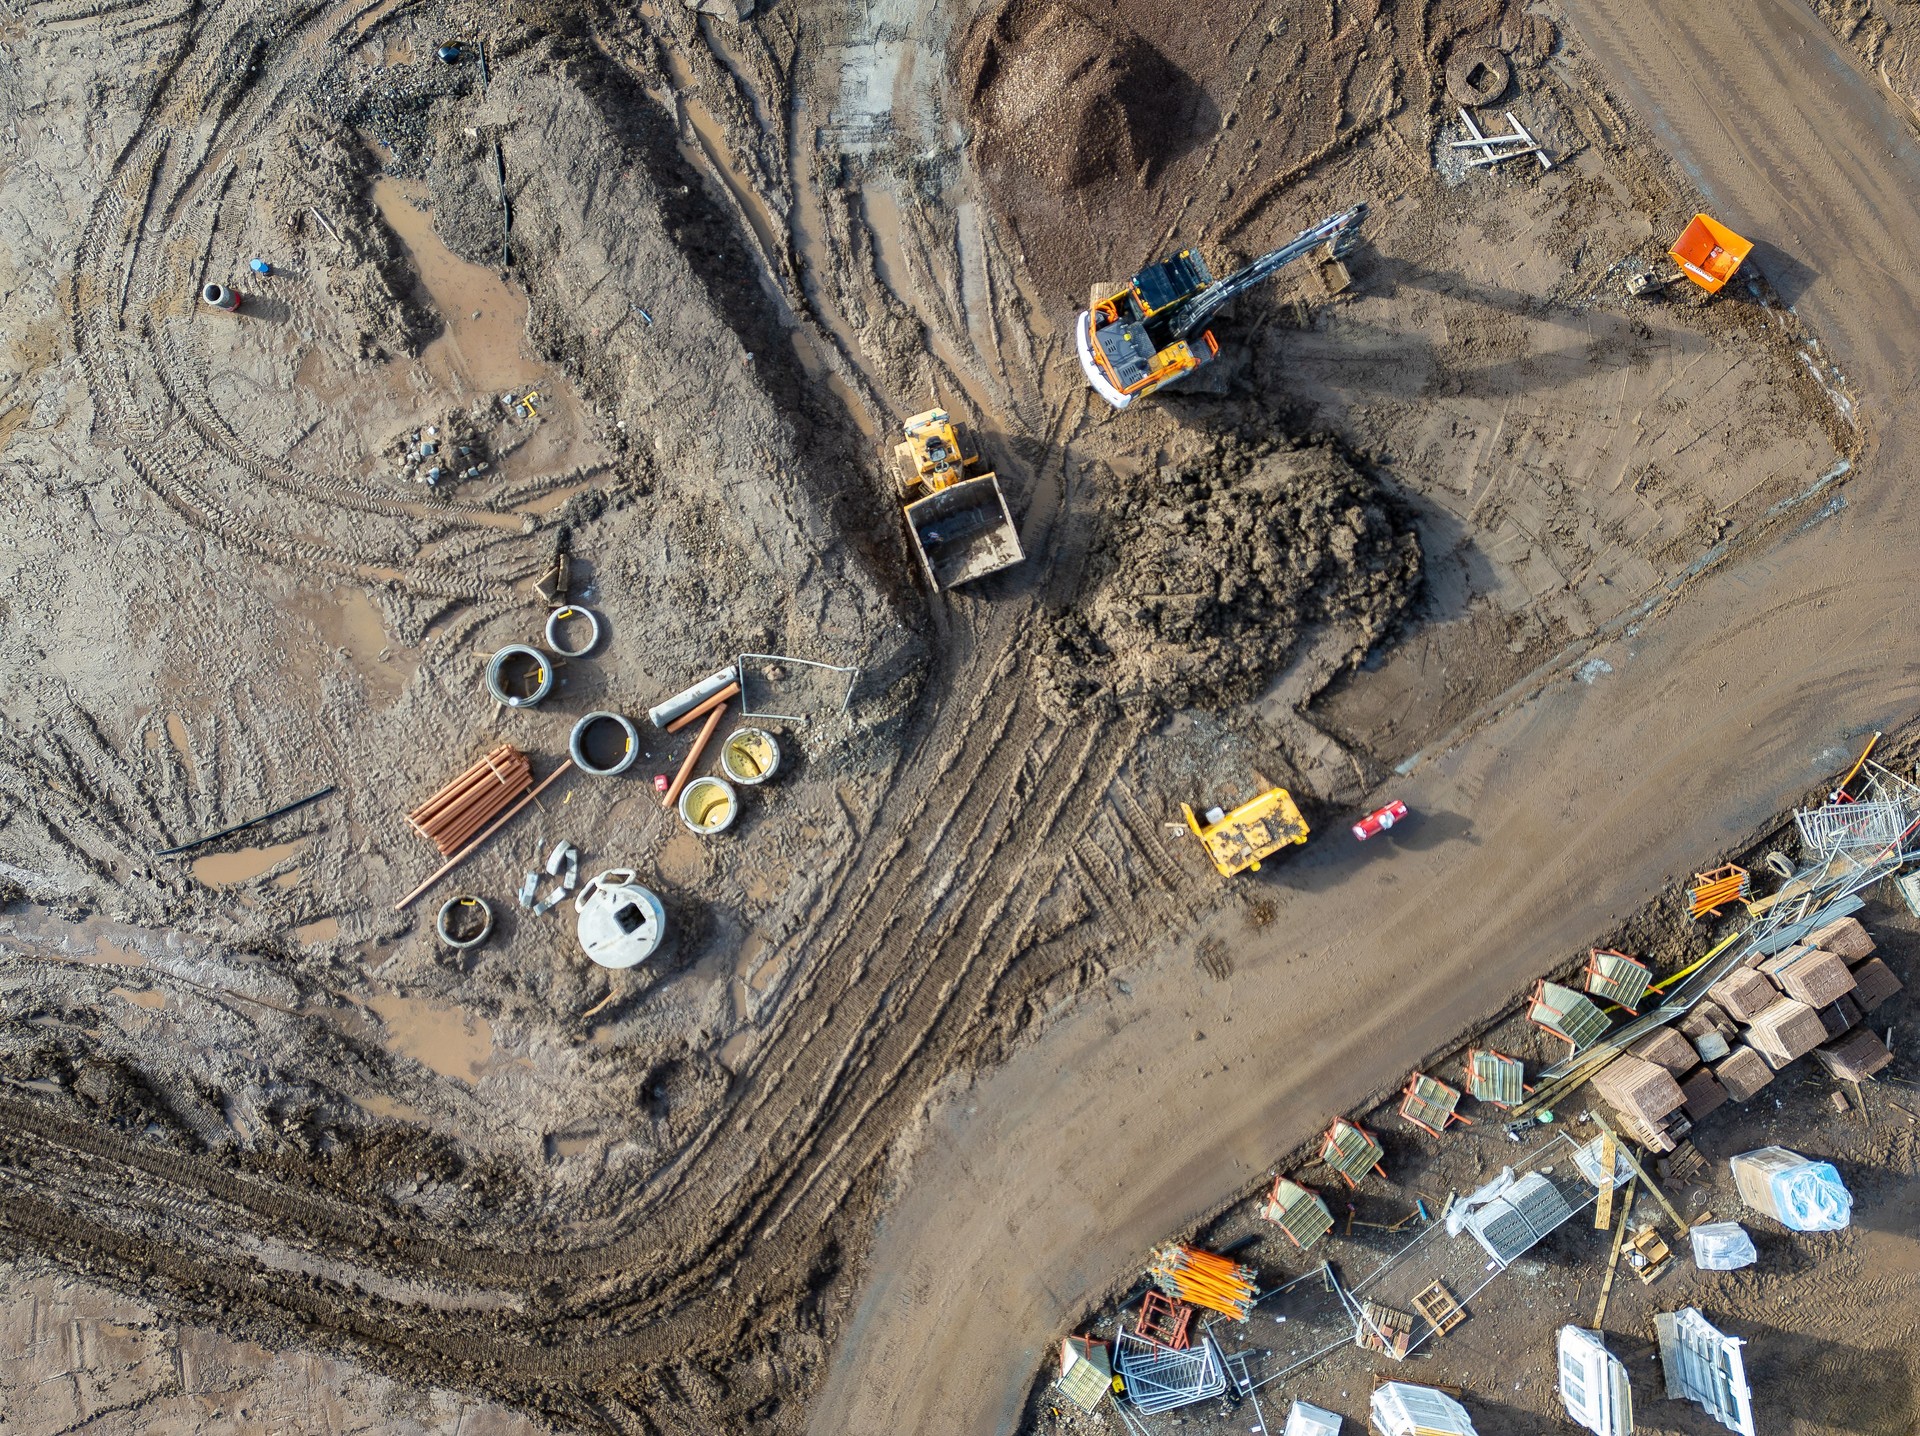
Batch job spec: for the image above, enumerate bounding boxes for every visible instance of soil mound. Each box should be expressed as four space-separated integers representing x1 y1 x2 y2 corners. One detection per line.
963 0 1184 194
1038 435 1422 716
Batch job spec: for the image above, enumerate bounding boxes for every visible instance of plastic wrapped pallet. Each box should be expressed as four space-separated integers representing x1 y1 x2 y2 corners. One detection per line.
1715 1045 1774 1102
1730 1146 1852 1231
1814 1028 1893 1082
1745 997 1827 1070
1775 949 1856 1007
1574 1135 1635 1189
1590 1053 1687 1125
1809 915 1875 960
1628 1026 1697 1075
1690 1221 1757 1270
1849 957 1903 1013
1708 968 1777 1023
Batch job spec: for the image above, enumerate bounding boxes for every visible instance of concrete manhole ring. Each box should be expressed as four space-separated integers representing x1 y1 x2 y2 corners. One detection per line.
1446 45 1510 107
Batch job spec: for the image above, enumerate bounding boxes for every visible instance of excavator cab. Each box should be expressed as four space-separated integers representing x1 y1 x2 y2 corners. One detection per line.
1077 204 1368 409
1084 249 1220 403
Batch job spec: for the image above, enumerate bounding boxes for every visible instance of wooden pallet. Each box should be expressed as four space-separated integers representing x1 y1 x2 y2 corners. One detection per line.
1412 1281 1467 1336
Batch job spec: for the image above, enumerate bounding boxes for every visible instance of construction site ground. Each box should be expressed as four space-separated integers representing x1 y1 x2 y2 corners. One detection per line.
0 0 1916 1428
1024 878 1920 1436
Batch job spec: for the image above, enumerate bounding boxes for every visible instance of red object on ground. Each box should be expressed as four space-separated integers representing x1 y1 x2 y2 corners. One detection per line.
1352 799 1409 841
652 774 671 793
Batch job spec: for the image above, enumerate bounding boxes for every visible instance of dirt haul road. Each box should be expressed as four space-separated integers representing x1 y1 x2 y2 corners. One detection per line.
812 2 1920 1431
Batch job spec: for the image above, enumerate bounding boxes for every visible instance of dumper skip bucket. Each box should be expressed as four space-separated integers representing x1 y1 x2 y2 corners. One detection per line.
1670 213 1753 294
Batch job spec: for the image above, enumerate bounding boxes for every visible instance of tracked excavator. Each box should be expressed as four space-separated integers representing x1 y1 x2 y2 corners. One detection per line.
1076 203 1368 409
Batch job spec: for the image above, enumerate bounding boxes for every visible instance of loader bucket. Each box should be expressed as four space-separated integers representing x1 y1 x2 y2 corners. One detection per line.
1669 213 1753 294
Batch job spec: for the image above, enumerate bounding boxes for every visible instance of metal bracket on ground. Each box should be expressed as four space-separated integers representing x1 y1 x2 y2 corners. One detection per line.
737 651 861 724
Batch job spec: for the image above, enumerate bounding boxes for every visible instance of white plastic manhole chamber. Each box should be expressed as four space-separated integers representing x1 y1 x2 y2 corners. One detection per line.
678 776 738 835
719 727 780 785
574 870 666 969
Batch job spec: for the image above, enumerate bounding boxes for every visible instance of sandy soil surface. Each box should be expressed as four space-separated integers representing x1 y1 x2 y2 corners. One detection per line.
0 1257 544 1434
0 0 1912 1429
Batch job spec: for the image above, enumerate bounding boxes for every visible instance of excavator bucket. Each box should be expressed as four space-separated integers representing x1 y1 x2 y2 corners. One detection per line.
1669 213 1752 294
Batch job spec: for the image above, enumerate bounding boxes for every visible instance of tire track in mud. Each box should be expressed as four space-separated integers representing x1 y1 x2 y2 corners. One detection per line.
66 0 552 600
4 0 1215 1419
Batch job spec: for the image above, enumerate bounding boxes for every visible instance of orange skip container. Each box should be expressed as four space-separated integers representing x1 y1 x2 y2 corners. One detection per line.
1670 212 1754 293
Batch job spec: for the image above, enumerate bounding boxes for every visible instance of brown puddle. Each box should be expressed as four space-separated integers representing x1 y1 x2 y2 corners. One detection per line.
191 839 306 886
367 991 494 1084
301 585 418 706
108 986 167 1011
370 178 545 395
164 713 197 783
357 1091 427 1125
294 916 340 944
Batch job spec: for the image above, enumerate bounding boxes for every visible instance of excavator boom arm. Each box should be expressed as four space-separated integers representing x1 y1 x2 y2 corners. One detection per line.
1172 203 1368 341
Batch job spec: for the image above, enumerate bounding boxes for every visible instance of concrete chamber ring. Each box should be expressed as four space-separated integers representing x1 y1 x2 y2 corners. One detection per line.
486 644 554 707
570 711 640 776
1445 45 1510 107
545 605 602 658
437 895 494 949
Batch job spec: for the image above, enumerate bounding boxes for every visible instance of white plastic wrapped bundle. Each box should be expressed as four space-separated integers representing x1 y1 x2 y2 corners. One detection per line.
1690 1221 1758 1270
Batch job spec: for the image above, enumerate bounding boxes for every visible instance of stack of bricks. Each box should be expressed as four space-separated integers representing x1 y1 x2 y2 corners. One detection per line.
1628 1027 1699 1075
1715 1045 1774 1102
1679 1001 1734 1040
1708 968 1779 1023
1592 1054 1688 1129
1851 957 1904 1012
1754 942 1815 977
1746 997 1830 1070
1815 994 1863 1040
1680 1067 1728 1121
1774 949 1857 1007
1810 915 1876 960
1815 1029 1894 1082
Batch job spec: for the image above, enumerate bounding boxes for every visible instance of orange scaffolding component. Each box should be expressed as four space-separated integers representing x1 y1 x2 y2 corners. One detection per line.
1670 213 1753 294
1134 1290 1193 1349
1689 863 1749 919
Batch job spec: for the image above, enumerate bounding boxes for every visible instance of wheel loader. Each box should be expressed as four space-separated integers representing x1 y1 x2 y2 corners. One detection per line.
892 409 1024 591
1076 203 1368 409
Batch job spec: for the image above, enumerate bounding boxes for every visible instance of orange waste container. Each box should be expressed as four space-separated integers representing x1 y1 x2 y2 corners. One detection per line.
1669 213 1753 294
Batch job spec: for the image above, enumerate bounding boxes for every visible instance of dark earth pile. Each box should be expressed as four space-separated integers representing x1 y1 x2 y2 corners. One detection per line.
1039 435 1422 716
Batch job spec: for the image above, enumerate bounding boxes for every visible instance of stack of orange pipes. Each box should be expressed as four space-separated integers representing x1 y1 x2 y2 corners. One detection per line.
407 745 532 855
1146 1243 1258 1320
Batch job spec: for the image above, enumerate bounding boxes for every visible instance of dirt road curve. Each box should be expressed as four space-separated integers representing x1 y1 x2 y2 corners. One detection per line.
811 3 1920 1430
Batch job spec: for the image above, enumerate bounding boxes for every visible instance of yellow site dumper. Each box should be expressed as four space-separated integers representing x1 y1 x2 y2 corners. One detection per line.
893 409 1024 591
1183 788 1310 876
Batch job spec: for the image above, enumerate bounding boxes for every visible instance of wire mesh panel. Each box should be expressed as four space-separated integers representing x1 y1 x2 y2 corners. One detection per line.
1794 800 1911 857
1113 1330 1228 1414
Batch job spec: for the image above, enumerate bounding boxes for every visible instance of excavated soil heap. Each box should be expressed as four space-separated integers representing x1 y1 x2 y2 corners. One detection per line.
1040 435 1422 715
963 0 1188 196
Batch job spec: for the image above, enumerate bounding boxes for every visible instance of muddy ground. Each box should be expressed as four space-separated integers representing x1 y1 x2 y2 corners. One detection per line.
0 0 1887 1428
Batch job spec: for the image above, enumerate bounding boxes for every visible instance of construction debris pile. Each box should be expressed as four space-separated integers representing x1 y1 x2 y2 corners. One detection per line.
1037 435 1421 717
